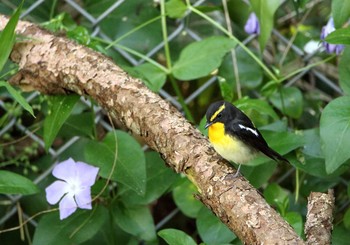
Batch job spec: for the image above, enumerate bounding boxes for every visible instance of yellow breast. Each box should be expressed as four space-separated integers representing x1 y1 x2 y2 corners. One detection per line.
208 122 256 164
208 122 231 145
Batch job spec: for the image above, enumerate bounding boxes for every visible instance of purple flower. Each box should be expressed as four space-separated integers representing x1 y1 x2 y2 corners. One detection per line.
321 17 344 55
45 158 99 220
244 13 260 35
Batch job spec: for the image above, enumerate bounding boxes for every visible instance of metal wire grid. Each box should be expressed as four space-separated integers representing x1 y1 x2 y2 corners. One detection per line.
0 0 340 236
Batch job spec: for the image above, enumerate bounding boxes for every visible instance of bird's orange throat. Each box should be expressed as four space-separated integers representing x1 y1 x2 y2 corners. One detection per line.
208 122 226 144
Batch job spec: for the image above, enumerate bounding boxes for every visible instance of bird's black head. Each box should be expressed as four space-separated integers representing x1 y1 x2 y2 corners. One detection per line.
205 101 237 128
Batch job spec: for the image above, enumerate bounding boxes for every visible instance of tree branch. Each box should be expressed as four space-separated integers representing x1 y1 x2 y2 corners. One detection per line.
305 189 335 245
0 15 304 244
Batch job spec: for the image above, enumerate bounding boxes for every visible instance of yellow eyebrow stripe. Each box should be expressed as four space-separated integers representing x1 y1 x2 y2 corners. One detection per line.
210 103 225 122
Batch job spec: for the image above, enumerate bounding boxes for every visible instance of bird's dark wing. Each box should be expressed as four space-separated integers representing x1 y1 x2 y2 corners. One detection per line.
229 121 289 164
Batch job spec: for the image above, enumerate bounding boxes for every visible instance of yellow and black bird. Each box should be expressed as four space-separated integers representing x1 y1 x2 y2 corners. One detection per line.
205 101 289 176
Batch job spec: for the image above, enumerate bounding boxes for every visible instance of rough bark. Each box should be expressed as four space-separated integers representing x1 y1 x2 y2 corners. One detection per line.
0 15 305 244
305 189 335 245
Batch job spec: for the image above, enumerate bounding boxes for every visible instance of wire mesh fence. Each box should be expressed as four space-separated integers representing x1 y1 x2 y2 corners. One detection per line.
0 0 341 240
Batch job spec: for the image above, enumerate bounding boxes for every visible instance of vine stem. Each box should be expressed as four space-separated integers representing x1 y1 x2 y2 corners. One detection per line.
222 0 242 99
278 55 336 83
295 168 300 203
160 0 194 122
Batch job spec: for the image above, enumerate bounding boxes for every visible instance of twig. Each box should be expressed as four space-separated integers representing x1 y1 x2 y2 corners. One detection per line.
305 189 335 245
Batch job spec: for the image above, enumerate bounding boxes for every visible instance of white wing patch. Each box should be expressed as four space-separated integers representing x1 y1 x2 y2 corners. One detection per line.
239 124 258 137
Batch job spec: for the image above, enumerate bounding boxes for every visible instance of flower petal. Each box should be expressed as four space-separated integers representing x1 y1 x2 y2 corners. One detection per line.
59 193 77 220
320 26 327 40
336 44 345 55
45 180 69 205
244 13 260 35
320 17 343 55
76 161 99 187
304 40 320 54
52 158 78 182
75 188 92 209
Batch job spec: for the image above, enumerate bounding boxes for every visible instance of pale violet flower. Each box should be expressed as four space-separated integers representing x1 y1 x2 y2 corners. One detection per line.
45 158 99 220
320 17 344 55
244 13 260 35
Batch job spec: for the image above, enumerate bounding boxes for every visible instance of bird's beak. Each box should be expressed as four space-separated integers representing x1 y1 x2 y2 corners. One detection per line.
205 121 213 129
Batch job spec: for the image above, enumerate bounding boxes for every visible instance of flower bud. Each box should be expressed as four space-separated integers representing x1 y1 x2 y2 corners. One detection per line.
244 13 260 35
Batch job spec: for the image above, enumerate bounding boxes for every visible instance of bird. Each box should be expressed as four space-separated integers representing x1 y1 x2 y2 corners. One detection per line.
205 100 290 177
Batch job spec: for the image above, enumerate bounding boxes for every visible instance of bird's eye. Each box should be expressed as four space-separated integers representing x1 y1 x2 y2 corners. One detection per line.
217 113 222 118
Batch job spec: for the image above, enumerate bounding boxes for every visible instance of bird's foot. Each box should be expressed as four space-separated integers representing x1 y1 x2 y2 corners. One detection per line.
225 164 242 180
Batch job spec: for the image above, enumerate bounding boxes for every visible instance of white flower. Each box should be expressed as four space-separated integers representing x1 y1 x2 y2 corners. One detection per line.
45 158 99 220
304 40 320 54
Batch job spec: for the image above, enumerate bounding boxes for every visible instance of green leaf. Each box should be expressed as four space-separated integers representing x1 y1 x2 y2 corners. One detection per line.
294 156 327 177
332 0 350 29
32 206 108 245
120 151 179 205
259 119 288 131
295 129 345 177
112 202 156 241
219 48 263 90
0 1 22 71
79 214 137 245
132 63 167 92
227 0 250 26
325 27 350 44
235 97 279 126
250 0 281 50
104 130 146 195
269 87 303 119
300 175 339 196
284 212 303 236
242 161 277 188
294 129 331 177
85 141 116 177
43 95 80 150
85 130 146 195
61 112 95 138
320 96 350 173
0 170 39 195
67 26 90 45
343 208 350 229
264 183 289 215
302 128 323 158
172 36 236 80
158 229 197 245
196 207 236 245
165 0 187 19
198 116 208 135
41 13 77 32
172 179 204 218
94 1 162 54
332 225 350 245
217 76 234 102
0 81 35 117
261 80 279 97
261 130 304 156
339 47 350 95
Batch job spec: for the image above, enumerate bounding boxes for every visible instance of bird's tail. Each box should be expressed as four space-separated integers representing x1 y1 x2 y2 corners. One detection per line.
264 147 290 164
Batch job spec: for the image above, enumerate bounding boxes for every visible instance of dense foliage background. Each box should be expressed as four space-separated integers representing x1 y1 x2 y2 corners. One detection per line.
1 0 350 244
